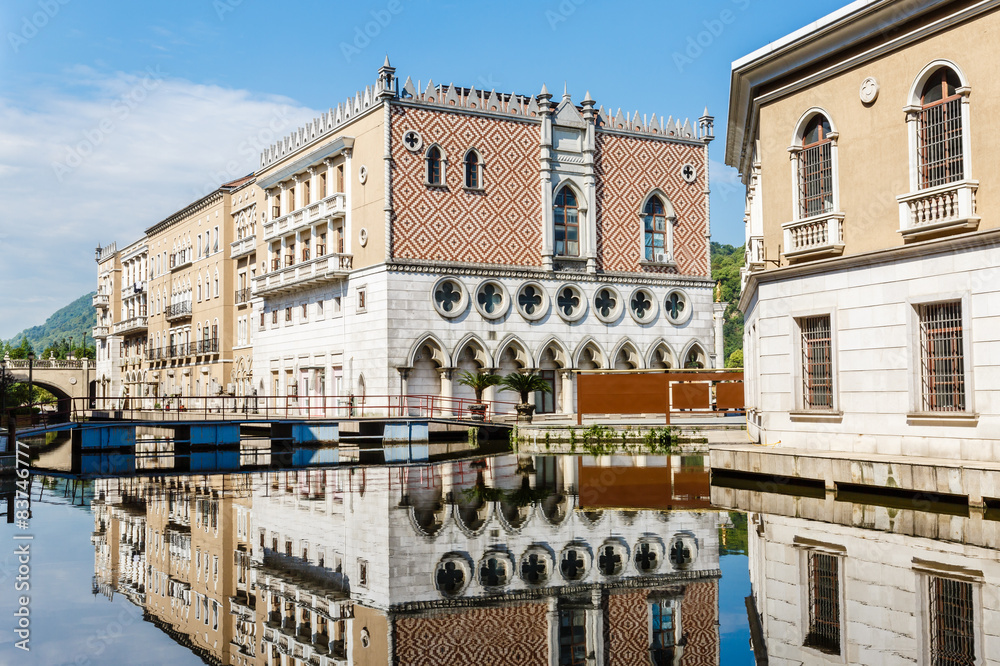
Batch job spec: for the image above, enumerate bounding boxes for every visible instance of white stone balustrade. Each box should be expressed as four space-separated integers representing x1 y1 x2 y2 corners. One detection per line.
263 193 346 242
897 179 979 240
254 253 352 296
782 212 845 260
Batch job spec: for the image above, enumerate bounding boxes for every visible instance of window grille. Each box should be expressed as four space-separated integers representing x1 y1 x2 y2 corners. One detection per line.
929 576 975 666
800 142 833 217
920 97 963 189
801 316 833 409
919 302 965 411
805 552 840 654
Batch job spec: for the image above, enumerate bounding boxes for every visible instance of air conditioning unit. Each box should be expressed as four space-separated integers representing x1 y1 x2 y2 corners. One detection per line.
654 252 669 263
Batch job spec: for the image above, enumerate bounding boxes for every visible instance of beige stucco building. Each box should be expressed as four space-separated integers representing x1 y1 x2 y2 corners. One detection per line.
728 0 1000 458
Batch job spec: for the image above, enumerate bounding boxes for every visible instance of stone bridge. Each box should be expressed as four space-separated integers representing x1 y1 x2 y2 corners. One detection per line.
3 358 95 402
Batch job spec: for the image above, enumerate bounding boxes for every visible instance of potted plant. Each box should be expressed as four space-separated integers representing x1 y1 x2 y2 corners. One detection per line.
499 372 551 424
456 371 501 421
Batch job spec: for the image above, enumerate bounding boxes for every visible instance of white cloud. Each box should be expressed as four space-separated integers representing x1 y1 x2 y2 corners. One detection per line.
0 67 319 339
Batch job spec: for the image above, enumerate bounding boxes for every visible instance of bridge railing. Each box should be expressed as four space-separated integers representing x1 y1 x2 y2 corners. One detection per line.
9 393 521 428
4 359 96 370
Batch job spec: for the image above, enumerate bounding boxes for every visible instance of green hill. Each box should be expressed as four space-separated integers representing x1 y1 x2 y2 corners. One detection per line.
710 242 745 367
6 292 96 357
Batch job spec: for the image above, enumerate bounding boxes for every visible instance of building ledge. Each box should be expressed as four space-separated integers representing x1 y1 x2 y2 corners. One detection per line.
906 412 979 427
789 410 843 423
897 180 979 241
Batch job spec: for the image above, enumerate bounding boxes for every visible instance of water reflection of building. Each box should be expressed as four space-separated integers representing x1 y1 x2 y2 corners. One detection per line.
714 484 1000 664
91 455 723 665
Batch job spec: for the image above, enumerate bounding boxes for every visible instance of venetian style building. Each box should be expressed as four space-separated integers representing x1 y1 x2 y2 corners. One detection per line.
727 0 1000 457
249 59 718 415
92 60 719 414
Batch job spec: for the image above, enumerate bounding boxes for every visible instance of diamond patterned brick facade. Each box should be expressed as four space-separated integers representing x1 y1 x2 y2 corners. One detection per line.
607 581 720 665
390 106 543 266
596 133 709 276
394 603 548 665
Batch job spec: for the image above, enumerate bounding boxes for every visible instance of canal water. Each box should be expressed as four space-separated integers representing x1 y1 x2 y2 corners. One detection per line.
1 447 996 664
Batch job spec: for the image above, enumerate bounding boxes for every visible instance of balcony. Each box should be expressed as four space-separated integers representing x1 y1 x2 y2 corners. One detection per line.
235 287 252 305
122 281 146 298
263 193 346 242
254 253 352 296
745 235 765 270
193 338 219 355
113 316 148 336
170 252 192 271
93 293 110 309
782 212 845 261
231 234 256 259
897 180 979 241
93 325 109 339
165 301 192 322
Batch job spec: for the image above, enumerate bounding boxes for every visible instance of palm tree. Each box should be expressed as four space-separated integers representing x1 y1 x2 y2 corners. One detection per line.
499 372 551 404
456 370 501 404
499 372 552 423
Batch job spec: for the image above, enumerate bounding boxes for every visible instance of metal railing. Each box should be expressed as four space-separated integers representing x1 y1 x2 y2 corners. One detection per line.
235 288 252 304
10 393 520 428
165 301 193 320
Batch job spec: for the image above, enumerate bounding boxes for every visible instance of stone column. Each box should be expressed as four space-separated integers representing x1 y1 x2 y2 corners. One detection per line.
560 370 574 415
397 367 410 417
438 367 454 417
546 597 559 666
713 301 728 368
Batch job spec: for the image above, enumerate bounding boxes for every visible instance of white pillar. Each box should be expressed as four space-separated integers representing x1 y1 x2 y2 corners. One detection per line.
438 368 453 417
560 370 574 414
713 301 728 368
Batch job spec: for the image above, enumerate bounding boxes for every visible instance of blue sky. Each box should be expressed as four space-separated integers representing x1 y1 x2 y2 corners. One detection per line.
0 0 848 338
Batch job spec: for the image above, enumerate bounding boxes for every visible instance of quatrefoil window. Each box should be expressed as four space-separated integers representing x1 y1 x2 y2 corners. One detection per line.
595 289 617 318
402 129 423 152
520 551 549 585
519 286 542 314
631 291 652 319
436 282 462 312
435 558 467 596
560 548 589 581
558 287 580 317
478 284 502 314
479 554 510 587
432 278 467 318
664 289 690 324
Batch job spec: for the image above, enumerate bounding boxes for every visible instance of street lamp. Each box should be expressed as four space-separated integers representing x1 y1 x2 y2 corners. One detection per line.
27 351 35 405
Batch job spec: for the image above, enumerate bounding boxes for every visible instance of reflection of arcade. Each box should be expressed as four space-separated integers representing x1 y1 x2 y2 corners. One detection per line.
89 454 722 665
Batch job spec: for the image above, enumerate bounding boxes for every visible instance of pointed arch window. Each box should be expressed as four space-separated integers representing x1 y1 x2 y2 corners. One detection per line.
554 186 579 257
426 146 444 186
799 116 834 217
919 67 964 188
643 196 669 262
464 150 483 189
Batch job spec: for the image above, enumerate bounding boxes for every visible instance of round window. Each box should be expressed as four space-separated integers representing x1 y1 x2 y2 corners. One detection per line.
478 552 512 589
519 546 552 586
593 286 622 323
435 555 470 597
596 539 628 577
559 544 592 581
474 280 510 319
668 533 698 569
628 288 658 323
515 282 549 321
555 284 586 322
633 538 664 574
664 289 692 325
432 278 468 318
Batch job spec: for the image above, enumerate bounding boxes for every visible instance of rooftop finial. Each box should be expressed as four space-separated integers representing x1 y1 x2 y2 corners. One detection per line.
540 82 550 96
562 81 570 101
383 54 391 67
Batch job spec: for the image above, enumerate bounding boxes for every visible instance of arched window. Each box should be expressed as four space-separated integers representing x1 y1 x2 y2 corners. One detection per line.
464 150 482 189
643 196 668 261
554 186 579 257
799 115 834 217
426 146 443 186
919 67 964 188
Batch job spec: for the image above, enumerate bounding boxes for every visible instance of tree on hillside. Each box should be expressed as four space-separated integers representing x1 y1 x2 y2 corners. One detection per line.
710 242 745 364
